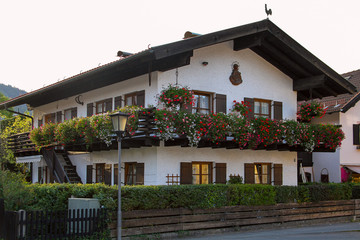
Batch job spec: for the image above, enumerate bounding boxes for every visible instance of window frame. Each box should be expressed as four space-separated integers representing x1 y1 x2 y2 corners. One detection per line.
254 163 271 185
192 91 213 114
64 107 77 121
125 162 137 185
125 92 138 106
96 100 107 114
254 98 272 119
95 163 105 183
191 162 213 184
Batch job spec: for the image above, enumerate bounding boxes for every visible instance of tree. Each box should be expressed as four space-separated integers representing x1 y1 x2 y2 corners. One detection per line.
0 114 32 172
0 92 13 118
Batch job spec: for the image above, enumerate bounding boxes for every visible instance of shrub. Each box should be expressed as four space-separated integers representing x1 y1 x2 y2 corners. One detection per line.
274 185 298 203
228 184 275 206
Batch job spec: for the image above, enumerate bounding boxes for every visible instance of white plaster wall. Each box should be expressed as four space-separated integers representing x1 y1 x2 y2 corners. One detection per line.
33 72 159 128
157 42 297 119
157 146 298 186
339 103 360 166
69 147 158 185
311 113 341 182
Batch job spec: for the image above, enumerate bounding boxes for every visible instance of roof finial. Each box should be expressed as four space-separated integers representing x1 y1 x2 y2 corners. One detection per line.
265 4 272 19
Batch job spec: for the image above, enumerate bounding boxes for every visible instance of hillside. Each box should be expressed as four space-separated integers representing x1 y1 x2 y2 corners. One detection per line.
0 83 27 113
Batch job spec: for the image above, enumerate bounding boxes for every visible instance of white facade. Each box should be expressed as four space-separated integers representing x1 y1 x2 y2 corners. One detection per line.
312 100 360 182
27 39 300 186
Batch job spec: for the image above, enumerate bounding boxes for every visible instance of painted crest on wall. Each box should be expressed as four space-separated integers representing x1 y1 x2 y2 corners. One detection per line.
229 62 243 85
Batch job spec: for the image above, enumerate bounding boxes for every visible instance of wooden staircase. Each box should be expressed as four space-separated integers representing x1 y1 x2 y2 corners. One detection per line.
41 148 82 184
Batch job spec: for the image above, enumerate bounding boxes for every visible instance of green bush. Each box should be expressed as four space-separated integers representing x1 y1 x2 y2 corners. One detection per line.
1 179 356 211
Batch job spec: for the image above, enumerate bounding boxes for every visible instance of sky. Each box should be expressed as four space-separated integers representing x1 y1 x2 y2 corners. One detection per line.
1 0 360 93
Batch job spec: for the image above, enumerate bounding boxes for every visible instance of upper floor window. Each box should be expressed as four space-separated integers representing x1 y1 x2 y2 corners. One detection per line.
124 90 145 107
96 98 112 114
64 107 77 121
254 99 271 118
193 92 211 114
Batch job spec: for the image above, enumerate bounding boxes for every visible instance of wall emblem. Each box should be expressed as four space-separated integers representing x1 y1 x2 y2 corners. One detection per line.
229 62 243 85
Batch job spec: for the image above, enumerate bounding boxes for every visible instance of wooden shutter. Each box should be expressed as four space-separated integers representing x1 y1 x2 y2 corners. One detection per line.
216 94 227 114
353 124 360 145
215 163 227 184
273 164 283 185
136 90 145 107
244 98 254 119
71 107 77 119
180 162 192 184
136 163 144 185
114 96 122 110
105 98 113 112
56 111 62 123
86 165 93 184
273 101 283 120
104 164 112 185
244 163 255 184
87 103 94 117
38 167 42 183
114 164 118 185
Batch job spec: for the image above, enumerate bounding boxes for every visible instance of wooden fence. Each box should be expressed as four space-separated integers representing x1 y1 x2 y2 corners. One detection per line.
109 199 360 239
0 203 108 240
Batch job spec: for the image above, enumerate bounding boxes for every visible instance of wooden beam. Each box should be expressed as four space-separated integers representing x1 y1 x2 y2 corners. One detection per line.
261 40 310 77
233 34 263 51
293 75 326 91
322 85 338 97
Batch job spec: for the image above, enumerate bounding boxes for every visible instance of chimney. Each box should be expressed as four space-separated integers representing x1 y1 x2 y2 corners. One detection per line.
183 31 201 39
117 51 133 58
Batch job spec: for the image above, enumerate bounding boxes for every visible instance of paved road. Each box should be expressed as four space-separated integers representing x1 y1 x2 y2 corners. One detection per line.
179 222 360 240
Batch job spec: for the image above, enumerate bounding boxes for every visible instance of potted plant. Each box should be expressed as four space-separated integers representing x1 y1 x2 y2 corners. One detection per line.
158 84 194 110
298 101 326 122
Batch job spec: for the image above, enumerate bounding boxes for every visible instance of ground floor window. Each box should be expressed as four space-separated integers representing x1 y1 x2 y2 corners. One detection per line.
192 162 213 184
124 162 144 185
95 163 112 185
254 163 271 184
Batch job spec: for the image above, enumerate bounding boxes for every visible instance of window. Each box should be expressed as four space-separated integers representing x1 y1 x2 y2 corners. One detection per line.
64 107 77 121
353 124 360 145
95 163 111 185
124 162 144 185
254 99 271 118
193 92 211 114
244 163 282 185
124 90 145 107
192 162 212 184
254 163 271 184
96 98 112 114
44 113 55 124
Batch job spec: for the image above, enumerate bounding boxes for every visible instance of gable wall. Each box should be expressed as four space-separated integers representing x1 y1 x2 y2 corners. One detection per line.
158 42 297 119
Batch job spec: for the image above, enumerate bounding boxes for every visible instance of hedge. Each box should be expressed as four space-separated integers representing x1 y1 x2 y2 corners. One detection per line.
0 180 355 211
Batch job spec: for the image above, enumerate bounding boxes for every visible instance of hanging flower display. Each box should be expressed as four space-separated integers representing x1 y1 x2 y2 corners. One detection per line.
232 100 252 118
158 84 194 110
298 101 326 122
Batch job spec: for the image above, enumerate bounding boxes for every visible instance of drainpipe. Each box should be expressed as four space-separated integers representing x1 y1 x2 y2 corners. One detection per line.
5 108 34 129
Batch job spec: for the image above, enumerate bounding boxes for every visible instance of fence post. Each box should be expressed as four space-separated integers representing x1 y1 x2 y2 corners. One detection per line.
0 199 4 239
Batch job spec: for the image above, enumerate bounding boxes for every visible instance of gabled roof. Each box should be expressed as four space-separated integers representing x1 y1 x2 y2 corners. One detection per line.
315 69 360 113
0 19 356 110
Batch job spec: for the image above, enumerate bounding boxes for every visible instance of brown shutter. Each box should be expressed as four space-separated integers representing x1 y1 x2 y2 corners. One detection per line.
273 101 283 120
244 98 254 119
104 164 112 185
87 103 94 117
244 163 255 184
38 167 42 183
38 119 43 127
215 163 227 184
114 164 118 185
56 111 62 123
136 90 145 107
353 124 360 145
105 98 113 112
114 96 122 110
136 163 144 185
180 162 192 184
216 94 227 114
86 165 93 184
273 164 283 185
71 107 77 119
